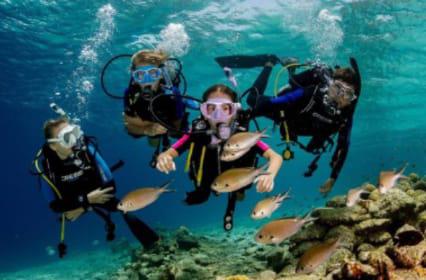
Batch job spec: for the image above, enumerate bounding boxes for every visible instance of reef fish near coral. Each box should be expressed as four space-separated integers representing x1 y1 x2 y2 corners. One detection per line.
255 213 316 245
346 186 369 207
296 238 341 274
378 163 408 194
251 189 291 219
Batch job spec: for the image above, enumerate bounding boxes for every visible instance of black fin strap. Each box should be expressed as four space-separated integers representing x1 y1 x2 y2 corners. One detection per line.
92 207 115 240
304 154 321 177
110 160 125 172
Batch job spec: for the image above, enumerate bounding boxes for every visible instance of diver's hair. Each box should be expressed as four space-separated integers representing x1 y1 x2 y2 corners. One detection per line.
202 84 238 102
333 67 356 87
131 49 169 70
43 118 68 140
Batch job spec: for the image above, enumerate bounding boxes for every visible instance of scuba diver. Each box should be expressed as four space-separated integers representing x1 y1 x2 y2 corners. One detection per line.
155 84 283 231
31 109 159 258
104 49 198 167
215 54 361 196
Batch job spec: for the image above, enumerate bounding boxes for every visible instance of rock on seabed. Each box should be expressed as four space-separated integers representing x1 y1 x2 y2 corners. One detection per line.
112 174 426 280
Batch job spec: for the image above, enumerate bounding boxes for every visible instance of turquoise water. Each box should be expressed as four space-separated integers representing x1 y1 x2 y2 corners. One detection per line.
1 0 425 275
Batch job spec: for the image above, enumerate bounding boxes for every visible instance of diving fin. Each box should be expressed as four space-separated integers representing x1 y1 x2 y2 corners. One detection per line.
58 242 67 258
215 54 280 69
123 213 159 248
184 188 211 205
349 57 361 94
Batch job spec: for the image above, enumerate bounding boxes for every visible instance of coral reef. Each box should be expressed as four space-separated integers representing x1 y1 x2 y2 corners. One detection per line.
112 174 426 280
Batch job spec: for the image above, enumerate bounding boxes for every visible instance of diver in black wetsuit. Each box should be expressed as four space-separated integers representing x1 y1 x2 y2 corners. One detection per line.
215 55 361 195
32 117 159 258
155 85 283 231
123 50 199 167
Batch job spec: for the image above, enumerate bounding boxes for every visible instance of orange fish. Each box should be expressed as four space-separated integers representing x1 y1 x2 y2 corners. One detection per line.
251 189 291 220
223 128 268 153
211 163 269 193
346 187 369 207
117 181 174 213
378 163 408 194
220 147 251 162
223 128 268 152
255 213 317 245
296 238 341 274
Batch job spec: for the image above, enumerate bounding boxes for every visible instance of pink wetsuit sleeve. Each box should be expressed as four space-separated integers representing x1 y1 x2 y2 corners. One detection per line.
172 134 191 150
256 140 270 153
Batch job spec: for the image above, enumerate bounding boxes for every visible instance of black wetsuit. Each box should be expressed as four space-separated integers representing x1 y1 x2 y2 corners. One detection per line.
215 55 360 181
172 115 269 230
123 82 186 139
124 83 183 124
37 139 159 253
245 63 360 181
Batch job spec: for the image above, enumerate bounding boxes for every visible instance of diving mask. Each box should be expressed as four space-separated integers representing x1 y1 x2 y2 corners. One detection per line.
328 80 357 103
47 124 84 149
200 98 241 126
132 65 163 85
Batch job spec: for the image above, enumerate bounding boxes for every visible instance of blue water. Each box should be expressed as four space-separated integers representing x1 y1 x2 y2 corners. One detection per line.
1 0 426 274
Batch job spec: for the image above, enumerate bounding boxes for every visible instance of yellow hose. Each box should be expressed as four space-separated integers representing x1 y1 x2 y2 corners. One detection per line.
184 142 195 173
34 157 63 199
60 214 65 241
196 146 206 187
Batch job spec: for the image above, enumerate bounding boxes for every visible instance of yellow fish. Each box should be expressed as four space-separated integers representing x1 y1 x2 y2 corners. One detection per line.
117 181 174 213
223 128 268 153
255 214 316 245
251 189 291 220
378 163 408 194
296 238 341 274
211 164 269 193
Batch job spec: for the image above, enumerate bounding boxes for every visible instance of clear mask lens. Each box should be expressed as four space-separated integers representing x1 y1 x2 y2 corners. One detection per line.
57 125 83 148
334 81 356 102
201 98 239 122
132 66 162 85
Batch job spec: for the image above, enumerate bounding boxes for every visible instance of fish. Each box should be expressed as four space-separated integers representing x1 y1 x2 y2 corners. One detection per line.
251 189 291 220
378 163 409 194
45 246 56 256
223 128 268 153
296 238 341 274
224 67 238 88
117 181 174 213
211 164 269 193
346 187 369 207
220 147 251 162
255 213 317 245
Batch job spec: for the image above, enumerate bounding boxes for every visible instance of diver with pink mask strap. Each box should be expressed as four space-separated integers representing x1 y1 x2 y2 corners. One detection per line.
156 84 282 231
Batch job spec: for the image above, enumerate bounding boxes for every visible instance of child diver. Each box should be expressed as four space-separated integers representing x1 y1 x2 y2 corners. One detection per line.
156 84 282 231
123 49 197 167
32 108 159 257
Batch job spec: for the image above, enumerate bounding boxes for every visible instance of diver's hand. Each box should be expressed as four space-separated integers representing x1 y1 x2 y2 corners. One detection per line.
123 113 166 136
87 187 114 204
145 123 167 136
319 178 335 197
256 174 275 193
156 151 176 174
123 113 142 127
64 207 85 221
123 113 145 135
